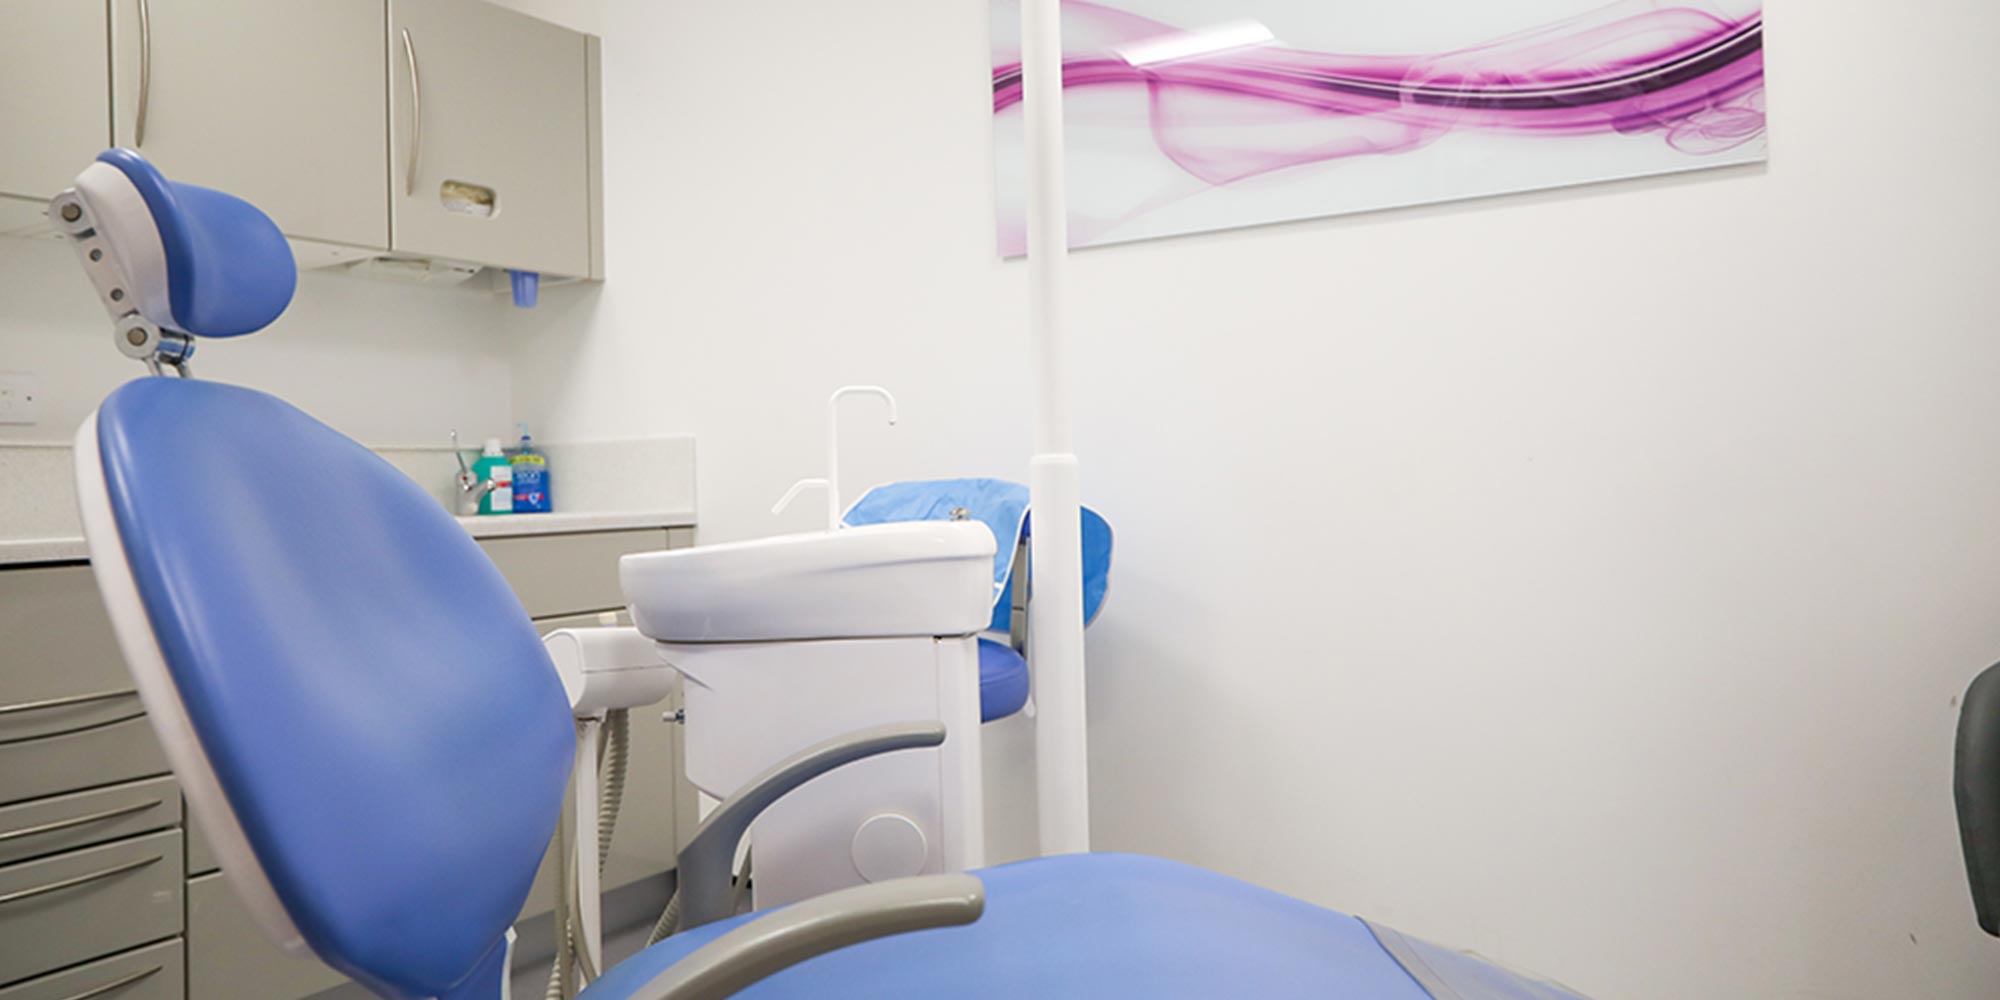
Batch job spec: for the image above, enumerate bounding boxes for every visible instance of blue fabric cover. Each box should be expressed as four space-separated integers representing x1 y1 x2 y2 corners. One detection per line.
977 638 1030 722
97 148 296 338
581 854 1436 1000
842 479 1112 633
96 378 573 1000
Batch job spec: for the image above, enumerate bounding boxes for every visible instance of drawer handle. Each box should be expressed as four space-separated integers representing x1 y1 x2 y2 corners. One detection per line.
53 964 161 1000
0 690 137 716
0 800 163 844
0 710 148 748
0 855 160 905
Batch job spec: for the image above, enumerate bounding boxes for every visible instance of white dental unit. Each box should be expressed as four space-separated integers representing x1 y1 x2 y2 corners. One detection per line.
622 522 995 907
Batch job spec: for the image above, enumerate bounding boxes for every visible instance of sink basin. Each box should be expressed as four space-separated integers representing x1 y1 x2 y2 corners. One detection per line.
621 521 998 643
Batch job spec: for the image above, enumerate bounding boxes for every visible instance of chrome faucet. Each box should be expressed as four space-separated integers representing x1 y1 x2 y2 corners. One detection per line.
452 430 500 516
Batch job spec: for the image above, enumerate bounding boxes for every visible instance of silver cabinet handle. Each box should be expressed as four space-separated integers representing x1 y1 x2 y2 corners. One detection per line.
52 965 161 1000
0 711 147 748
0 800 162 844
0 855 159 905
135 0 152 146
402 27 421 196
0 690 137 716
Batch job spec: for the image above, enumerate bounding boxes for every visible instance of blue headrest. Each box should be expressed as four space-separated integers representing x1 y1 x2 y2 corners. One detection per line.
94 378 573 999
97 149 296 337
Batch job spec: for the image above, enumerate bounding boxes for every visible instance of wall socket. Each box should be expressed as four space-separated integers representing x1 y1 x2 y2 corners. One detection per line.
0 372 43 425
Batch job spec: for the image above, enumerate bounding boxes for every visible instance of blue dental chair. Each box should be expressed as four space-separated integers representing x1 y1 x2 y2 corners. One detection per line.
59 150 1593 1000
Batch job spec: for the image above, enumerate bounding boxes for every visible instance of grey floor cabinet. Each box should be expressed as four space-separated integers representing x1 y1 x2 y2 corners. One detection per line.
0 526 691 1000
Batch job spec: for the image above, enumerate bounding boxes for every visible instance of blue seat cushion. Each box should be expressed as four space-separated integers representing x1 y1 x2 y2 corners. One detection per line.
98 148 296 337
978 637 1029 722
581 854 1437 1000
95 378 572 999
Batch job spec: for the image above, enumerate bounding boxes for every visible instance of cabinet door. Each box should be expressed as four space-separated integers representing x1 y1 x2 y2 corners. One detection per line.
0 0 113 202
388 0 591 277
109 0 389 249
188 872 348 1000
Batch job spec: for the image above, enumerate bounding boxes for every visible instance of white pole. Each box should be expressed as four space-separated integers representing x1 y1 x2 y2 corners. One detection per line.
1021 0 1091 856
573 718 604 984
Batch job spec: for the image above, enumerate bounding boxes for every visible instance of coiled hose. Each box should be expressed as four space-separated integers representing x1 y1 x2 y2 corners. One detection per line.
544 708 630 1000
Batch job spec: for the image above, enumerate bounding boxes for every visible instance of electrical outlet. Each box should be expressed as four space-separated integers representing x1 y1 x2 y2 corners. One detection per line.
0 372 43 426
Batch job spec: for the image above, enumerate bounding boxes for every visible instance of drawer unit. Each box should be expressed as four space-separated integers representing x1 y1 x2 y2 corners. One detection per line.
480 529 668 619
0 567 127 703
0 939 183 1000
0 697 168 808
0 830 182 986
188 872 346 1000
0 777 179 867
0 566 168 807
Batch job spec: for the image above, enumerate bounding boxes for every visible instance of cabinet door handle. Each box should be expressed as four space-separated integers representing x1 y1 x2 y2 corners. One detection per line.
0 710 147 748
0 689 137 716
403 27 422 196
0 800 162 844
135 0 152 146
52 965 161 1000
0 855 160 905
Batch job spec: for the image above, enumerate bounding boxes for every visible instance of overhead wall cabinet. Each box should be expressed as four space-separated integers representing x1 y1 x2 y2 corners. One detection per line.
0 1 113 234
390 0 598 280
0 0 603 284
108 0 392 251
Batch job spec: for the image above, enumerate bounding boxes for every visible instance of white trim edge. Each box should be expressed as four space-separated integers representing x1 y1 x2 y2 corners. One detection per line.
73 410 308 954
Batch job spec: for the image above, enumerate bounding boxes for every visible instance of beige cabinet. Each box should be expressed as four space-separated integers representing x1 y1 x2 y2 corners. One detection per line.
389 0 596 278
0 939 184 1000
0 831 184 985
1 0 601 278
187 873 348 1000
0 0 113 211
0 566 169 807
108 0 391 249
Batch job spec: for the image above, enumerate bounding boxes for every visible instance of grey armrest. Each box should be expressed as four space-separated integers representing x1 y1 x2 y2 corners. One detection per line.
677 721 948 930
630 874 985 1000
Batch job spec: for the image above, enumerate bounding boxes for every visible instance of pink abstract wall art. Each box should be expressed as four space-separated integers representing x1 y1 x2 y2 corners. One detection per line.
992 0 1767 254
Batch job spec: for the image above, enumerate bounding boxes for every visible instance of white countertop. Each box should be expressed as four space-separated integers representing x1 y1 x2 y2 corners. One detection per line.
1 435 698 568
457 509 696 539
0 508 695 568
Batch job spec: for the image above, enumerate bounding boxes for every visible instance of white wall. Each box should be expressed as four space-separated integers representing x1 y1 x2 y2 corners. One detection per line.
0 233 517 447
509 1 2000 997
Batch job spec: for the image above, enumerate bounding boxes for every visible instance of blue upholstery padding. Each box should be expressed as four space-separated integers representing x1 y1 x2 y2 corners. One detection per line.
97 149 296 338
1024 503 1114 630
578 854 1436 1000
977 638 1030 722
96 378 573 1000
842 479 1112 632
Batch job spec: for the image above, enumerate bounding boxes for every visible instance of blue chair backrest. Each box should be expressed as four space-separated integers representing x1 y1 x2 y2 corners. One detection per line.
74 150 574 1000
